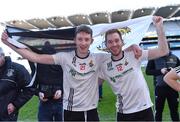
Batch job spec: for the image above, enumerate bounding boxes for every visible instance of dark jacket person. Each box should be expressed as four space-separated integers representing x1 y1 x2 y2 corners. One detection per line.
0 47 35 121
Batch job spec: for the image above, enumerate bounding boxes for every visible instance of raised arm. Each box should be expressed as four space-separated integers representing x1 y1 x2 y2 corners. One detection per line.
164 69 180 91
148 16 169 60
1 31 54 64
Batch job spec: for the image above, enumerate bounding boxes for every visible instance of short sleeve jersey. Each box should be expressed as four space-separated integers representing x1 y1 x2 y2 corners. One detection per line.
53 51 109 111
100 50 153 114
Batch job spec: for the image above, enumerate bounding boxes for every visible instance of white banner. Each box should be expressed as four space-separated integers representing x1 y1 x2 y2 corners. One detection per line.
7 15 153 53
90 15 153 52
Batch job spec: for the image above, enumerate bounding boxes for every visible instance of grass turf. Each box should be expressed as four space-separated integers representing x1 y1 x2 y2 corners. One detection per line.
18 68 179 121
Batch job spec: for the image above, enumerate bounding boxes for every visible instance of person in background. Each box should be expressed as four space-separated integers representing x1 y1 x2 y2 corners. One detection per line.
146 43 179 121
99 16 169 121
0 47 34 121
36 41 63 121
164 66 180 91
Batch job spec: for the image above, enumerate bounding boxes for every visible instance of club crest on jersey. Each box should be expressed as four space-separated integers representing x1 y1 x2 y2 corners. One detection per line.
125 59 129 66
6 69 14 77
169 58 174 62
107 61 113 71
89 60 94 67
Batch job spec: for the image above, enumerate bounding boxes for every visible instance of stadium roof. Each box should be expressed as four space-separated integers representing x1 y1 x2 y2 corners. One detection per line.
4 4 180 30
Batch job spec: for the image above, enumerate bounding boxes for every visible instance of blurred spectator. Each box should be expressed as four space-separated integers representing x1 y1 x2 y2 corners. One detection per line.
36 41 63 121
146 43 179 121
0 47 34 121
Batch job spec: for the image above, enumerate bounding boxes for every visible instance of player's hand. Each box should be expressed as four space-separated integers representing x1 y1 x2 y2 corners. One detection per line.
54 90 62 100
1 31 9 44
39 92 48 102
125 44 142 59
161 68 168 74
153 16 163 27
7 103 16 115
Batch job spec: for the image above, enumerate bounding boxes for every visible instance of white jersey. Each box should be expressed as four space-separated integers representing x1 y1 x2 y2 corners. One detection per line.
175 66 180 77
53 51 109 111
100 50 153 114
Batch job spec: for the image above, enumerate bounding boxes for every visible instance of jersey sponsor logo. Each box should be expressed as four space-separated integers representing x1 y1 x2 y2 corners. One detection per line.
109 67 133 83
109 74 123 83
122 67 133 75
69 68 95 77
110 77 116 83
6 69 14 77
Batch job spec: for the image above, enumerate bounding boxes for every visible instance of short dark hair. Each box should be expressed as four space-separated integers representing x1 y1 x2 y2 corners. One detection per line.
105 29 123 45
75 25 93 37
